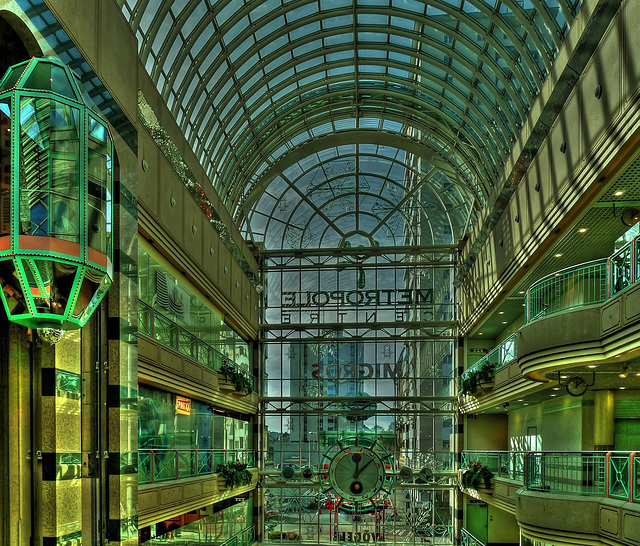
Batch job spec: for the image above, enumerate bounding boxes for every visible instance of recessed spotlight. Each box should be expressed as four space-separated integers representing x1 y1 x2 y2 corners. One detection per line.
550 394 556 397
502 321 507 324
560 375 568 379
615 191 624 196
519 291 525 294
619 372 627 378
524 403 529 406
588 365 597 368
555 253 562 258
578 228 587 233
499 311 504 315
620 386 626 390
478 332 483 335
522 303 526 307
615 354 621 358
517 399 523 402
552 387 560 391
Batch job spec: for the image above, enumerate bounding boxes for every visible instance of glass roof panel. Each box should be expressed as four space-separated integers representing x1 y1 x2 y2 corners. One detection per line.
121 0 584 242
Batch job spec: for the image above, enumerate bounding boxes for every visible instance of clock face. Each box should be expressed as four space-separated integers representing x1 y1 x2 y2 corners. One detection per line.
319 437 395 512
566 376 587 396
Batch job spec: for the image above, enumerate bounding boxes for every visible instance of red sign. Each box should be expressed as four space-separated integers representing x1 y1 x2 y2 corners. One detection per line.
176 396 191 415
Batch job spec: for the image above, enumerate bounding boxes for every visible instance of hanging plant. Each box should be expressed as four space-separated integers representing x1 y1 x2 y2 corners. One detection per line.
217 460 253 489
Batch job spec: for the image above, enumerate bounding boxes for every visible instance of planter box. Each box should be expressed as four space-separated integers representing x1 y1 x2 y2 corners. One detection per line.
218 378 237 391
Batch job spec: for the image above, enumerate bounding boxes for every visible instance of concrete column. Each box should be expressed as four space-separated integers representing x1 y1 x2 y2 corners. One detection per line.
594 390 615 449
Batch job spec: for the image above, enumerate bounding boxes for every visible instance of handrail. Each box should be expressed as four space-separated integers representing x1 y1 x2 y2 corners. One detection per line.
462 450 639 503
138 300 255 388
462 333 518 379
221 525 255 546
524 257 608 324
460 528 486 546
138 448 255 484
523 233 640 325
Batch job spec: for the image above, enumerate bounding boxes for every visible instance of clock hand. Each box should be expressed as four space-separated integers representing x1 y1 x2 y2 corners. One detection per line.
354 458 374 479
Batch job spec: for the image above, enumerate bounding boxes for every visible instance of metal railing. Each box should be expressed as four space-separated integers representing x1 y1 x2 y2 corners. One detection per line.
524 258 608 324
138 300 254 389
525 452 606 496
461 450 639 503
221 525 255 546
606 452 639 501
461 450 527 481
139 448 255 485
462 333 518 379
524 233 640 325
460 528 485 546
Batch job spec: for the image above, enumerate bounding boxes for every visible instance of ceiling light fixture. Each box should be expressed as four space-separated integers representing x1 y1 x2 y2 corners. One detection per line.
588 365 597 369
555 253 562 258
615 191 623 196
578 228 587 233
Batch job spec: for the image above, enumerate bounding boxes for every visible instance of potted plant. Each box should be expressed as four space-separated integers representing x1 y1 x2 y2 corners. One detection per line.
461 361 497 395
219 361 254 395
217 460 253 489
460 461 494 491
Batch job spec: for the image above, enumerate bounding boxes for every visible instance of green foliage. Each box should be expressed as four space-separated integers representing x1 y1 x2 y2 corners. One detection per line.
461 360 497 395
461 461 494 490
217 460 253 489
220 362 254 395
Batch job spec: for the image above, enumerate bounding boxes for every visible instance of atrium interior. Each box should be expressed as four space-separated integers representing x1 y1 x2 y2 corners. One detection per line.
1 1 640 546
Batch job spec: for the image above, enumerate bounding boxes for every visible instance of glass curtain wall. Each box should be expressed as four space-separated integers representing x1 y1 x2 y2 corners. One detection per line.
261 255 457 545
138 245 250 371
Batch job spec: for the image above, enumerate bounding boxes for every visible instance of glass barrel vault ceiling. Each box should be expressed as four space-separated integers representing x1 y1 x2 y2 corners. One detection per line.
119 0 583 249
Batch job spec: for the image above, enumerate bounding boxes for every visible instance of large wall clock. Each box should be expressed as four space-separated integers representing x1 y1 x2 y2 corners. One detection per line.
319 437 395 512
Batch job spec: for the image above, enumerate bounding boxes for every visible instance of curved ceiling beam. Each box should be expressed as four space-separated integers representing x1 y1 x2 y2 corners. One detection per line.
237 130 481 220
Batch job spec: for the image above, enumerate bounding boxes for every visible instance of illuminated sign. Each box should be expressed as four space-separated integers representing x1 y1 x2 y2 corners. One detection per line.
176 396 191 415
282 288 433 307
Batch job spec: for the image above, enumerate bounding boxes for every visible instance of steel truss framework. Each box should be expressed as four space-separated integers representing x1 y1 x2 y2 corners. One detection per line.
119 0 583 217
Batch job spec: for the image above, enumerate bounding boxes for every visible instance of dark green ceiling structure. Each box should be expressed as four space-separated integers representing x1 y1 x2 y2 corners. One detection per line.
119 0 584 250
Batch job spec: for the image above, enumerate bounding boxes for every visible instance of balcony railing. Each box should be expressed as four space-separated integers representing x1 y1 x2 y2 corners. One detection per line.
524 234 640 324
460 528 485 546
139 448 255 485
463 333 518 378
461 450 527 481
460 334 517 395
524 258 608 324
138 300 254 390
461 450 639 502
221 525 255 546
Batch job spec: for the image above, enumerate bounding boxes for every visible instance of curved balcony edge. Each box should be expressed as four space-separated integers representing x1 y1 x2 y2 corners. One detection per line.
517 490 640 546
518 282 640 380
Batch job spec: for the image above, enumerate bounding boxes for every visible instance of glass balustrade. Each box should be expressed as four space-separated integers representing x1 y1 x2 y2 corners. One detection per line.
138 300 255 389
